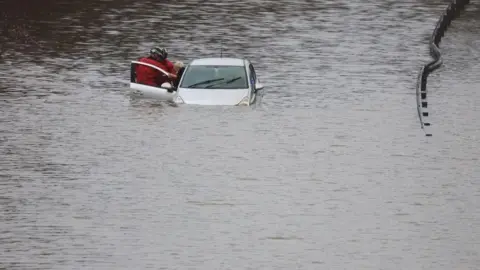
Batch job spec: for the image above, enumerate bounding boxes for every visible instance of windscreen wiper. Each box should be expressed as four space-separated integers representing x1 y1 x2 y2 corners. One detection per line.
205 77 242 89
187 78 224 88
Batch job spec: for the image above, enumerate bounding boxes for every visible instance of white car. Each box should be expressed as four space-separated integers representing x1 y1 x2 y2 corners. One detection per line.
129 57 264 106
168 57 263 105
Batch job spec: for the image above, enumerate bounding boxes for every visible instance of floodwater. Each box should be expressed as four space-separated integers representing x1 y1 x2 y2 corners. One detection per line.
0 0 479 269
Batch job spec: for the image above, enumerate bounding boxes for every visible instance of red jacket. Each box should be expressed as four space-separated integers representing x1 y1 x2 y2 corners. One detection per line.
135 57 175 86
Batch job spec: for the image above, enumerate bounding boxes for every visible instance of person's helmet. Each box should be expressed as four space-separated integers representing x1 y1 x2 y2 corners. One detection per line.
150 47 168 60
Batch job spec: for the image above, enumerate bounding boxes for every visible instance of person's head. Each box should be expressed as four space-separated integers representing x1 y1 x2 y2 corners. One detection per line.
149 47 168 62
173 61 185 73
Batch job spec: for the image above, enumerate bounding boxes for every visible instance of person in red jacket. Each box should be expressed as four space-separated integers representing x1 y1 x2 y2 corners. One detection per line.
135 47 177 87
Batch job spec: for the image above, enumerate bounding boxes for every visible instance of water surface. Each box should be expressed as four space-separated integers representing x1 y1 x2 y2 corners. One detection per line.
0 0 479 269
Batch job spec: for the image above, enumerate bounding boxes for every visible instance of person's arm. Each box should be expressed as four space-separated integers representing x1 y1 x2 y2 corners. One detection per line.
166 61 177 80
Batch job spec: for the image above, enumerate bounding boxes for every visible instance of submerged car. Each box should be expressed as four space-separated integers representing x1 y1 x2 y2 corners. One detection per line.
129 57 264 106
162 57 264 106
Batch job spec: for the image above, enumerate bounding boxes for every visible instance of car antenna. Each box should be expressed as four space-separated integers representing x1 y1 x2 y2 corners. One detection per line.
220 36 223 58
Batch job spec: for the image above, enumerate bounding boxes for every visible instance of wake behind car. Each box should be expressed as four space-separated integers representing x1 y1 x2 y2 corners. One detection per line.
129 57 264 106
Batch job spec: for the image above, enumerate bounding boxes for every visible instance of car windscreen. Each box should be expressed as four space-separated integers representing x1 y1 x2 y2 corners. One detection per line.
180 65 248 89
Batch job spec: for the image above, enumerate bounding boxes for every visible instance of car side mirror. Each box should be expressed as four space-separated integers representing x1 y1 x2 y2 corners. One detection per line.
161 82 173 90
255 83 264 91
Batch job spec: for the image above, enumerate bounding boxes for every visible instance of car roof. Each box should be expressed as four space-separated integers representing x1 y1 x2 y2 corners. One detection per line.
189 57 246 66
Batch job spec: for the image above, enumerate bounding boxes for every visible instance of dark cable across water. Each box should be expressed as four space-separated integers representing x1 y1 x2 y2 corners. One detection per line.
416 0 471 137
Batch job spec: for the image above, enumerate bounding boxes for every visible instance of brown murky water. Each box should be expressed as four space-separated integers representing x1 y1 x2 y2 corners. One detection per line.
1 0 479 269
